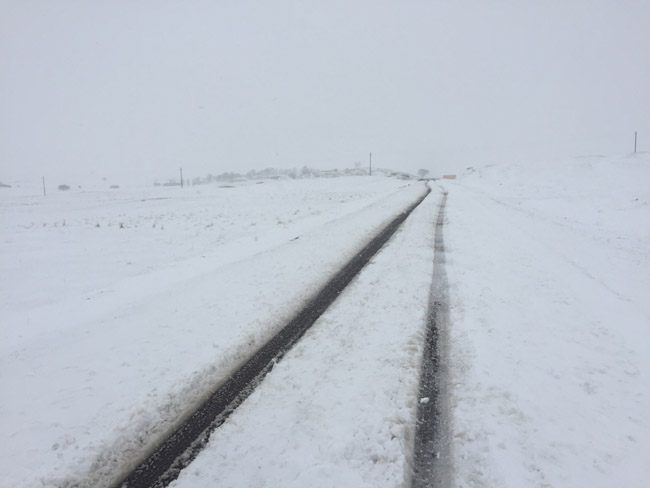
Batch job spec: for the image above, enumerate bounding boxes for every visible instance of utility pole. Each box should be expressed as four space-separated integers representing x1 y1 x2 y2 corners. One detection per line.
634 131 637 153
42 176 46 196
369 152 372 176
180 168 183 188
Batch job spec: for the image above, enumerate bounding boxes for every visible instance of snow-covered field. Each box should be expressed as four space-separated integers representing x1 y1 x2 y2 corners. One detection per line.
2 152 649 488
0 176 427 487
442 153 650 487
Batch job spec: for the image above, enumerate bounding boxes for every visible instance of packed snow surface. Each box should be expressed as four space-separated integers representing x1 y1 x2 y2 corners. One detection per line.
442 153 650 487
0 176 426 487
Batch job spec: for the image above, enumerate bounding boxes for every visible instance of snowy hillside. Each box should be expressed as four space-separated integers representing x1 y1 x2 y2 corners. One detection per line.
441 152 650 487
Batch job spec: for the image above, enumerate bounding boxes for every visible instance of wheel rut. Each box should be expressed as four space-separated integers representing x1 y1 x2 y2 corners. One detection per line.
412 190 452 488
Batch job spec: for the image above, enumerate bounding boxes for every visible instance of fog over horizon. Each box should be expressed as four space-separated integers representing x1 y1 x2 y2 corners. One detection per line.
1 0 649 184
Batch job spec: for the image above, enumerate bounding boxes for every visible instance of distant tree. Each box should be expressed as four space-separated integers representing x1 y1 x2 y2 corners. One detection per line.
58 184 70 191
417 169 430 178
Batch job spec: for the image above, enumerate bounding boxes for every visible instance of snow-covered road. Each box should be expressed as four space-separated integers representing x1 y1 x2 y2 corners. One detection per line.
169 185 444 488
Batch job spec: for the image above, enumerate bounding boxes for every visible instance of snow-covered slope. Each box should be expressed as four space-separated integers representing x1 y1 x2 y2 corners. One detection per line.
442 153 650 487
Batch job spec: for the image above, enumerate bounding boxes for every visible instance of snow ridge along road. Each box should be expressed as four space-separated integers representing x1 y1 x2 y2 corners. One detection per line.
116 188 431 488
412 190 451 488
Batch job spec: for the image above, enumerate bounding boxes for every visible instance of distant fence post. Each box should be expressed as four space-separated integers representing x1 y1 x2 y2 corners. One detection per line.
180 168 183 188
634 131 637 153
42 176 46 196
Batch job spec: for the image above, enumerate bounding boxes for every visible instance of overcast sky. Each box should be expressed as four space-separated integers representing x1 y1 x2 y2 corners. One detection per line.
1 0 649 183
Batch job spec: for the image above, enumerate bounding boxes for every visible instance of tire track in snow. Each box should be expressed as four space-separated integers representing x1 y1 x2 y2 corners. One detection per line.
115 187 431 488
412 190 452 488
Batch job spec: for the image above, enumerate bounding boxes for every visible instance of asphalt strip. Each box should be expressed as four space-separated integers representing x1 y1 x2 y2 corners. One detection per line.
412 189 452 488
114 187 431 488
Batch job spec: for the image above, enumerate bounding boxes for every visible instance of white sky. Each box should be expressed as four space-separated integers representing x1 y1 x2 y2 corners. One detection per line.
1 0 649 183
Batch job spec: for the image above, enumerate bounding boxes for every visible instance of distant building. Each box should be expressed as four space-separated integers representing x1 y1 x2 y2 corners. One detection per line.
443 175 457 180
